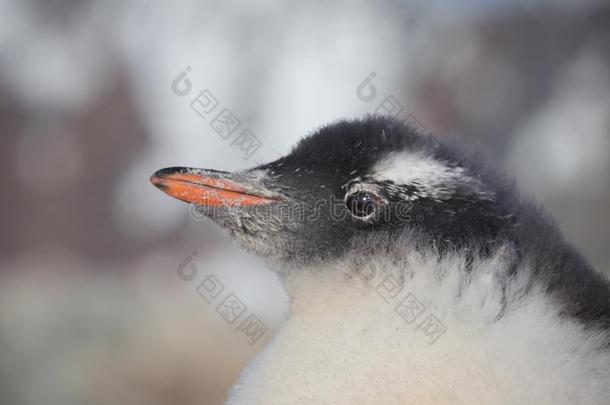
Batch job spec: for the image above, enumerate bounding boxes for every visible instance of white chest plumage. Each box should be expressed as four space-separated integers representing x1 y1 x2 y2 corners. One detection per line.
227 248 610 405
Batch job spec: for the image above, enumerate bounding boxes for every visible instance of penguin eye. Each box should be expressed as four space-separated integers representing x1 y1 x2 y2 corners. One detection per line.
345 191 383 219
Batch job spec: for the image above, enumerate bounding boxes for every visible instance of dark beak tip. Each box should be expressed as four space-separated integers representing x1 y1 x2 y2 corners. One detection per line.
153 167 181 177
149 173 167 190
150 166 185 185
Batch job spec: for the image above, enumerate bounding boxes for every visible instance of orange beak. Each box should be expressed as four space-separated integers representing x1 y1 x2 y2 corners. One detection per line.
150 167 279 207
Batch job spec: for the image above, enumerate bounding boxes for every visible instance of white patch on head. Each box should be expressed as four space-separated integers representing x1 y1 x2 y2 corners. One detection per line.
371 151 493 201
373 151 465 185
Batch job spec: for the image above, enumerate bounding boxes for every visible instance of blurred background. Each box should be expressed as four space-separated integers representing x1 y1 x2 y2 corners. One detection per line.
0 0 608 404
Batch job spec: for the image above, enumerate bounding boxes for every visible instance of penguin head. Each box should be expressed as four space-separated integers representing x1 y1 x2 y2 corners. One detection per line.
151 116 515 263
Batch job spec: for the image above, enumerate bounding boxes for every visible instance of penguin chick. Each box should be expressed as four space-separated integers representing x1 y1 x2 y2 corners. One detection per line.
151 116 610 405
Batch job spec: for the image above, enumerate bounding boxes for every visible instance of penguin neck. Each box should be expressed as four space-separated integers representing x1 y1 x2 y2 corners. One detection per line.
272 247 419 322
271 240 518 324
284 265 372 317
